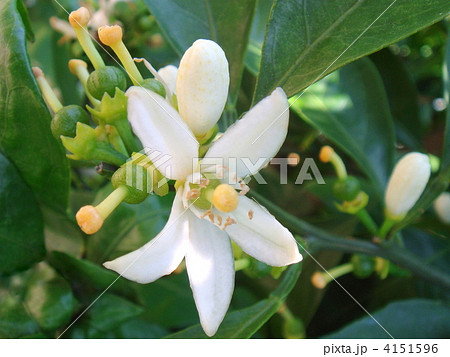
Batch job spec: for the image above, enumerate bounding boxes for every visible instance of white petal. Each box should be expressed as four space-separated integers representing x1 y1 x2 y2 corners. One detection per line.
103 189 189 283
185 214 234 337
157 65 178 95
385 152 431 219
434 192 450 225
226 196 302 266
126 86 198 180
205 88 289 178
176 39 229 136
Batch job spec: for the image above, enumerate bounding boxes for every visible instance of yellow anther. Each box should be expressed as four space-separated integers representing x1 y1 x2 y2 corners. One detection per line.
68 59 87 75
248 210 254 220
212 184 239 213
98 25 123 46
311 272 327 289
32 67 43 78
68 7 90 28
76 205 104 235
319 145 334 163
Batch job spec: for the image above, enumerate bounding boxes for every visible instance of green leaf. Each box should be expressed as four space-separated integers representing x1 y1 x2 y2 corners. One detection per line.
167 262 302 338
24 264 76 331
254 0 450 102
291 58 395 192
48 251 132 299
324 299 450 338
0 0 70 211
442 19 450 174
143 0 256 104
0 293 40 338
370 49 423 149
0 152 45 274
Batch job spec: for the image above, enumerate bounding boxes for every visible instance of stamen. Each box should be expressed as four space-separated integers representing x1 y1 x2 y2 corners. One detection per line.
200 209 212 219
248 210 254 220
208 212 215 223
239 180 250 196
217 215 223 226
68 59 100 107
222 217 237 230
186 188 201 200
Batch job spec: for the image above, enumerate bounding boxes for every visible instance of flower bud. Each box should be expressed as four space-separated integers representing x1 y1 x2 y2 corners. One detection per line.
434 192 450 225
87 66 127 100
385 152 431 220
51 105 90 139
351 254 375 279
176 39 229 136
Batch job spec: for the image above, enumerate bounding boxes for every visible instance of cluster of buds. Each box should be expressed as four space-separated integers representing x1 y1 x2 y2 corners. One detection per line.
35 7 174 235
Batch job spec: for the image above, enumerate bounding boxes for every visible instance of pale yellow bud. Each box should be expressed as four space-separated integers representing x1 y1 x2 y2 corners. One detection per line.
176 39 229 136
385 152 431 220
68 59 87 75
434 192 450 225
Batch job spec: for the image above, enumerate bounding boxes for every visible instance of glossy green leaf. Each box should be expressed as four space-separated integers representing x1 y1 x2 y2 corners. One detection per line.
324 299 450 338
143 0 256 104
442 19 450 174
0 152 45 274
254 0 450 102
0 293 40 338
370 49 423 149
24 264 76 331
291 58 395 191
0 0 70 211
167 262 302 338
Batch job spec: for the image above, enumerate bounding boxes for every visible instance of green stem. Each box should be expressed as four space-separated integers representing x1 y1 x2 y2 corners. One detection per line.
355 209 379 236
378 218 396 239
92 142 127 167
114 119 141 154
251 191 450 290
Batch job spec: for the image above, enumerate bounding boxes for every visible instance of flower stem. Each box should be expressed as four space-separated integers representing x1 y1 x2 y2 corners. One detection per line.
378 218 396 240
96 185 129 219
355 208 379 236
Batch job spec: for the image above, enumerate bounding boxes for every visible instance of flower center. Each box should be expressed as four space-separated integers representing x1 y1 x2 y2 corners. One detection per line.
212 184 239 213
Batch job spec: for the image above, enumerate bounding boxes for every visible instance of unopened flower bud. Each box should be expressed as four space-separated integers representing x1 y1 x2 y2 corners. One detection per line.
176 39 229 136
157 65 178 95
385 152 431 220
434 192 450 225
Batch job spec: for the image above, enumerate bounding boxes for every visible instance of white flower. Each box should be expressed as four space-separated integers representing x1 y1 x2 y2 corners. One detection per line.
434 192 450 225
385 152 431 220
103 45 302 336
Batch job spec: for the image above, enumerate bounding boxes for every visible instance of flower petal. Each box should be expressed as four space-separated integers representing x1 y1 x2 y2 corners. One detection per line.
157 64 178 95
103 189 189 283
176 39 229 136
205 87 289 178
126 86 198 180
185 214 234 337
226 196 302 266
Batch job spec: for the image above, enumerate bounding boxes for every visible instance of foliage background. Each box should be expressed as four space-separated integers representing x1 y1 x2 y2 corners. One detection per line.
0 0 449 338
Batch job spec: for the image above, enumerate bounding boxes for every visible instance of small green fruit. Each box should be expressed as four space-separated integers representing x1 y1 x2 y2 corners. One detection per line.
51 105 90 139
333 176 361 202
351 254 375 279
111 164 149 204
87 66 127 100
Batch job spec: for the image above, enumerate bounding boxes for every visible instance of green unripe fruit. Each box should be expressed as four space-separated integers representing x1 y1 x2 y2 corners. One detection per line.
87 66 127 100
142 78 166 98
351 254 375 279
51 105 90 139
111 165 149 204
333 176 361 202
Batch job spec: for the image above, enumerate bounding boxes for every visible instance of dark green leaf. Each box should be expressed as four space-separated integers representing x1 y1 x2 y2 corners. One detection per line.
254 0 450 102
291 58 395 191
324 299 450 338
442 19 450 173
370 49 423 149
0 0 70 211
167 262 302 338
24 264 76 331
0 152 45 274
0 293 40 338
143 0 256 104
